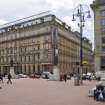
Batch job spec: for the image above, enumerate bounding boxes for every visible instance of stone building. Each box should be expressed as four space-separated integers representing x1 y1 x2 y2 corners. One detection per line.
91 0 105 72
0 14 93 75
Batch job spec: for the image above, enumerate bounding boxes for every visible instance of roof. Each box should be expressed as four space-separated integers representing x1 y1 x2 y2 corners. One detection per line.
0 14 72 34
0 13 92 46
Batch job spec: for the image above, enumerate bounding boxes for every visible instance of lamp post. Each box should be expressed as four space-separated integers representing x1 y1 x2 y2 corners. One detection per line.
72 4 91 84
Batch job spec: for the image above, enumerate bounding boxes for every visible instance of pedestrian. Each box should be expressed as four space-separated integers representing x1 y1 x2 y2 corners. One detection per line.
7 73 12 84
0 73 3 83
94 84 105 101
103 87 105 101
63 74 67 82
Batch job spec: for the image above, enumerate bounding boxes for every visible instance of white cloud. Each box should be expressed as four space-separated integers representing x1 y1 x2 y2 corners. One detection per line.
46 0 93 9
0 0 49 21
84 21 94 42
46 0 75 9
62 16 78 31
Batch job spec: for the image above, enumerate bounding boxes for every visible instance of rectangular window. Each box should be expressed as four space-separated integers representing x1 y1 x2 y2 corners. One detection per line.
101 10 105 17
26 56 28 62
102 46 105 52
101 27 105 35
102 37 105 44
20 56 22 62
29 56 30 62
25 56 26 62
101 19 105 26
38 53 40 59
38 45 40 50
101 56 105 70
1 57 3 63
22 56 24 62
24 65 26 73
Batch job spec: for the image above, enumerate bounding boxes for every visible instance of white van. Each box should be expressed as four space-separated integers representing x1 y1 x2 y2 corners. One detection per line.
96 71 105 80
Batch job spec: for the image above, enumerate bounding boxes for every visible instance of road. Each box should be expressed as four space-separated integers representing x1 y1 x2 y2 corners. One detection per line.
0 78 104 105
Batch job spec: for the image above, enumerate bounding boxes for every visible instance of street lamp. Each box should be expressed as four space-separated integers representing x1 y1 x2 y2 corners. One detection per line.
72 4 91 84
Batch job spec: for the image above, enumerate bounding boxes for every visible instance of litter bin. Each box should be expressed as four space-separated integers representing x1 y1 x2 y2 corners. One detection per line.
74 76 80 86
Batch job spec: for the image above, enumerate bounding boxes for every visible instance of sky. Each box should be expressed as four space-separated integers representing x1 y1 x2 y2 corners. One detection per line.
0 0 94 47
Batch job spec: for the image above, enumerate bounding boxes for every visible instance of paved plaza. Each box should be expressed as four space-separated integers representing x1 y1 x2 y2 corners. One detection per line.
0 78 105 105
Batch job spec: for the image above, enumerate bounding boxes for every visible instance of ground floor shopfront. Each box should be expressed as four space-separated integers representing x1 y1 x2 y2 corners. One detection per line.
0 63 53 75
0 63 93 76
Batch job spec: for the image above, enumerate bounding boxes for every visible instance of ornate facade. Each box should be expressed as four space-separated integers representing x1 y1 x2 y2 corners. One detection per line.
91 0 105 72
0 14 93 75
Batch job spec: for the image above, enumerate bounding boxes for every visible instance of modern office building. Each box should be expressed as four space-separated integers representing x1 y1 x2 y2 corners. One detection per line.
91 0 105 72
0 14 93 75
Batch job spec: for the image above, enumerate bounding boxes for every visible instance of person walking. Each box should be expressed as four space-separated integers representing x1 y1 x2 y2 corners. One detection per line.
7 73 12 84
63 74 67 82
0 73 3 83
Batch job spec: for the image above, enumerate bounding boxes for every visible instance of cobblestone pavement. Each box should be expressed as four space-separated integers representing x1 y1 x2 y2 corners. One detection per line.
0 78 105 105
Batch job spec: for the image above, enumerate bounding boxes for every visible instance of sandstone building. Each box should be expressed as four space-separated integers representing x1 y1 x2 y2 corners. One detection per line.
0 14 93 75
91 0 105 72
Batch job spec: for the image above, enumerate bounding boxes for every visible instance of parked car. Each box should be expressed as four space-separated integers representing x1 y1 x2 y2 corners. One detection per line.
86 73 92 80
18 74 28 78
35 74 40 79
101 78 105 81
29 74 35 78
96 71 105 81
85 73 96 80
29 73 40 79
41 72 51 79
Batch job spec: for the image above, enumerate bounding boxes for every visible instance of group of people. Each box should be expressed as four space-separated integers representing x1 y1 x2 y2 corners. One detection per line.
0 73 12 89
94 84 105 101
